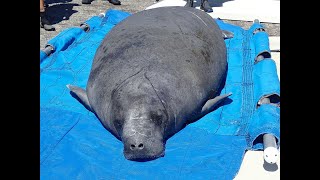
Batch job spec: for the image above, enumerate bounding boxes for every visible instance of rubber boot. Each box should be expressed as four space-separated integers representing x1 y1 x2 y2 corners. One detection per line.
185 0 193 7
108 0 121 5
82 0 92 4
200 0 213 13
44 1 49 8
40 12 55 31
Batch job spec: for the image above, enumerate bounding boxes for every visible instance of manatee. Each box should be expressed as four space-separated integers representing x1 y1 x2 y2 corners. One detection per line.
67 6 232 161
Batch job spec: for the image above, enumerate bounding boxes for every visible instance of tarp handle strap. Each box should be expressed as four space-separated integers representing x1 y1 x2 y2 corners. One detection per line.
252 21 271 63
42 44 54 56
80 13 105 32
80 23 90 32
253 27 265 34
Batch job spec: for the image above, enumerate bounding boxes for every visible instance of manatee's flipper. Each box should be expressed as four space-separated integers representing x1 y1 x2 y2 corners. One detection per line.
66 84 92 111
201 93 232 114
222 30 234 39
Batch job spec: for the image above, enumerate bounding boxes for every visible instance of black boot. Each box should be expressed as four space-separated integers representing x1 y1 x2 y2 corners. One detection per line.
185 0 193 7
40 12 55 31
44 1 49 8
200 0 213 13
82 0 92 4
108 0 121 5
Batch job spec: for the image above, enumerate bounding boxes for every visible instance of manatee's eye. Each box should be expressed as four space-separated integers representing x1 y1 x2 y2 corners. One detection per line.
150 110 165 126
114 119 123 133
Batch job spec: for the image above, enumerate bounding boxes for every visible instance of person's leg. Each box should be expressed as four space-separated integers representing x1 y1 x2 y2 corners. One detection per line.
108 0 121 5
40 0 45 12
185 0 194 7
40 0 55 31
200 0 213 13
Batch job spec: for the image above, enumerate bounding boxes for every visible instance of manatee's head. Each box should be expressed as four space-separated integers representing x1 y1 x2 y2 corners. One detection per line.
111 94 168 161
121 105 167 161
109 76 170 161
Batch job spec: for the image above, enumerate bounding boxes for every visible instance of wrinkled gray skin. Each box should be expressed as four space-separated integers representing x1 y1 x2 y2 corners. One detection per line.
67 6 232 161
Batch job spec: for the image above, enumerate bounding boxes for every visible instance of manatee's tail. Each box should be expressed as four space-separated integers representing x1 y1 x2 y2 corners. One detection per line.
66 84 92 111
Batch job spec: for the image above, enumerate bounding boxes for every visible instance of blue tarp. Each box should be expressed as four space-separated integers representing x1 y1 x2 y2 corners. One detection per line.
40 9 280 179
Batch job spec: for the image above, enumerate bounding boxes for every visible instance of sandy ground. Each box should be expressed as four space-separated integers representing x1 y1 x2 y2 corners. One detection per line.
40 0 279 49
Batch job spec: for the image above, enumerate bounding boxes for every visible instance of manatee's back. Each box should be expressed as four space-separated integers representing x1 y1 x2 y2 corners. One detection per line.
87 6 227 127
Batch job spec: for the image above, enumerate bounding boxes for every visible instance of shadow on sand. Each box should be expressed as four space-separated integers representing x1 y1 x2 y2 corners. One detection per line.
44 0 80 25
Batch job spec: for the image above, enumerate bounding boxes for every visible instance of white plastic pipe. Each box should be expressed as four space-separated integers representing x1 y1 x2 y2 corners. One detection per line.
263 133 279 164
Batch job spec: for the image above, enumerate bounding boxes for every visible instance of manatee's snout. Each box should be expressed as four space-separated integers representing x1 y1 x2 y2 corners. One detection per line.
129 142 145 151
121 118 165 161
123 137 165 161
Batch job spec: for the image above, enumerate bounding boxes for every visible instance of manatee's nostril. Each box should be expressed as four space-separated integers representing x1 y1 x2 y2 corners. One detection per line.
138 143 144 149
130 144 136 150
